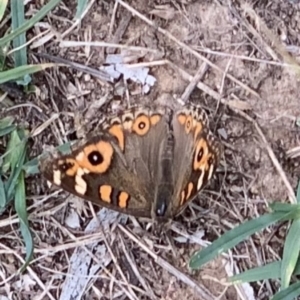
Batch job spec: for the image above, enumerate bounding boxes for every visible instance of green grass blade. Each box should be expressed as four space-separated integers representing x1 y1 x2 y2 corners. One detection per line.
0 116 16 137
0 0 8 22
270 202 300 212
0 46 6 71
11 0 26 66
0 125 16 137
5 147 26 202
0 0 62 47
189 212 296 270
4 130 27 203
271 281 300 300
0 116 14 128
0 63 57 84
11 0 30 85
3 130 24 170
230 255 300 283
0 176 6 208
14 171 33 271
281 219 300 288
230 261 281 283
76 0 88 19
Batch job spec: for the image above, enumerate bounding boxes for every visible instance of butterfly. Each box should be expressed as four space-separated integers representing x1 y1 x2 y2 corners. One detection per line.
39 102 221 222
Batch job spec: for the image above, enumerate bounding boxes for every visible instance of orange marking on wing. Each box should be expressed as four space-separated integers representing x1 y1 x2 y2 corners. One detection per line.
193 138 209 170
177 114 186 125
99 185 112 203
118 191 129 208
109 124 125 151
76 141 113 173
150 114 161 126
132 115 150 136
186 182 194 200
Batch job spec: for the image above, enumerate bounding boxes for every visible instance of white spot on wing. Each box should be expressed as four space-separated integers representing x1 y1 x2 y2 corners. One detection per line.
123 120 133 130
75 168 87 195
208 163 215 180
197 168 205 191
53 170 62 186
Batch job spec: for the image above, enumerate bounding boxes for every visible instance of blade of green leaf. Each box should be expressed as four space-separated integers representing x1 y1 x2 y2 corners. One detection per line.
232 253 300 284
5 147 26 202
230 252 300 283
1 134 28 173
0 0 8 23
0 63 57 84
270 202 300 213
11 0 26 66
0 176 6 208
281 218 300 288
271 281 300 300
11 0 30 85
4 130 27 203
230 261 281 283
189 212 298 270
0 124 16 137
3 130 24 170
0 116 14 128
76 0 88 19
14 171 33 271
0 0 62 47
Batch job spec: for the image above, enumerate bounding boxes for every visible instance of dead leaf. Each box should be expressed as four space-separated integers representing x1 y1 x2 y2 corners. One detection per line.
103 54 156 94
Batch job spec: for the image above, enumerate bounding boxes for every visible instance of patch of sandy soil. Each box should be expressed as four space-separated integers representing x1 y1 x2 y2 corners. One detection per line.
1 0 300 299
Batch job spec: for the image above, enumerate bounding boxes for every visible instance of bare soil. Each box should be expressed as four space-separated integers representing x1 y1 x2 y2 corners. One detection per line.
1 1 300 299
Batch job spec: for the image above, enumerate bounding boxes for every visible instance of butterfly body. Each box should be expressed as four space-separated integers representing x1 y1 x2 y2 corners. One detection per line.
39 103 221 221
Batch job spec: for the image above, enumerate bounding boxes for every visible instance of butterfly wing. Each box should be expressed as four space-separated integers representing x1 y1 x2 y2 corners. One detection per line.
39 106 170 218
166 103 221 217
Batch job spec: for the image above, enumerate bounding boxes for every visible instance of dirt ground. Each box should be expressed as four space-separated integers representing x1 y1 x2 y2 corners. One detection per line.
1 0 300 299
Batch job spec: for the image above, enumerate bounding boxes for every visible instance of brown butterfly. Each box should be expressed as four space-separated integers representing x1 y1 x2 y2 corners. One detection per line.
39 102 221 221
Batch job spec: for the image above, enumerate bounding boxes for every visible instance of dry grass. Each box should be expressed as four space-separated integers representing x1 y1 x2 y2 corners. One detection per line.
1 0 300 299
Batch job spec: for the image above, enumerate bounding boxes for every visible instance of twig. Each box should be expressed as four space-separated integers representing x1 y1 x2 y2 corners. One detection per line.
59 41 158 53
180 62 209 103
35 52 114 83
